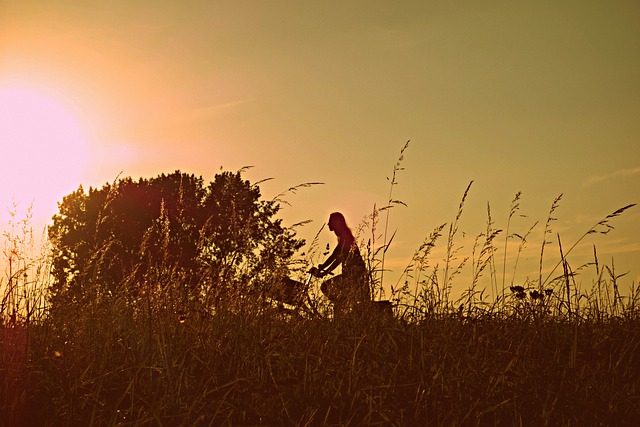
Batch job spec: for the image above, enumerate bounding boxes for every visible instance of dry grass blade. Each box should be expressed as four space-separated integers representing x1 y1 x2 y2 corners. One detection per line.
542 203 636 287
380 140 410 289
271 182 325 206
443 181 473 302
538 194 562 289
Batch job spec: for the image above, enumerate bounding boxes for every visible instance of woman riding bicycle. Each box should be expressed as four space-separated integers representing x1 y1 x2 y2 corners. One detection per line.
311 212 370 315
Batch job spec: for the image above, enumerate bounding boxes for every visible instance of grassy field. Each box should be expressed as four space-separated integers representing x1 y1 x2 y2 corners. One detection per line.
1 165 639 425
3 235 639 426
2 294 639 426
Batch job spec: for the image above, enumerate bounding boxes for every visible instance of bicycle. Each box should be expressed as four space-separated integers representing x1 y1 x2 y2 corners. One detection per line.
261 272 318 316
264 271 394 319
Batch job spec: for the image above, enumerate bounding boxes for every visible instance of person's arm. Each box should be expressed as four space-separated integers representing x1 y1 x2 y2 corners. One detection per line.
313 244 343 277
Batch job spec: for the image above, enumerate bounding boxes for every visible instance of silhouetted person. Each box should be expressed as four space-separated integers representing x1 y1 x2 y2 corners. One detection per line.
311 212 370 315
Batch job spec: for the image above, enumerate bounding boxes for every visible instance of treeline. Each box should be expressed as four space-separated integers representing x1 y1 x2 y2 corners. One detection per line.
46 170 304 322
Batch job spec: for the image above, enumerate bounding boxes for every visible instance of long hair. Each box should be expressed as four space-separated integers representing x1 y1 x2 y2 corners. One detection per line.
329 212 355 247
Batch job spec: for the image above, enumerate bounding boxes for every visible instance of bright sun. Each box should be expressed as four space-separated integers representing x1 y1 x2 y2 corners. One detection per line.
0 86 89 225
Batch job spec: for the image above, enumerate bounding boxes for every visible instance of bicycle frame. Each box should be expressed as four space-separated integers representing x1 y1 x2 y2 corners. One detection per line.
263 272 318 316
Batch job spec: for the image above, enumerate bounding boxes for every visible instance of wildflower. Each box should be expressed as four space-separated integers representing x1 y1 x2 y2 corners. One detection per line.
510 285 526 299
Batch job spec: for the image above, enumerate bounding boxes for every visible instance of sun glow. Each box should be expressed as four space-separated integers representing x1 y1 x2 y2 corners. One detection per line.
0 86 89 224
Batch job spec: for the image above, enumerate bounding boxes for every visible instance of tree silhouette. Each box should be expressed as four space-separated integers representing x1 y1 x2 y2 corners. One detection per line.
48 170 303 313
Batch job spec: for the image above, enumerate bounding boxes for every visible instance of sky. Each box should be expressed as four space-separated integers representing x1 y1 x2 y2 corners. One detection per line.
1 0 639 296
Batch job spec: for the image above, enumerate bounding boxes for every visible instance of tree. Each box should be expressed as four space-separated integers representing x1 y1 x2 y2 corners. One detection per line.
48 170 303 313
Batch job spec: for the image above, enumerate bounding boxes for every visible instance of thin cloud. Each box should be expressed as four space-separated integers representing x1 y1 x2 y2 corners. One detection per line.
583 167 640 187
172 100 248 126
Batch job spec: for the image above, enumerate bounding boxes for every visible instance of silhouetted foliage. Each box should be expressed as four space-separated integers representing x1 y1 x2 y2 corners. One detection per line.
48 170 303 313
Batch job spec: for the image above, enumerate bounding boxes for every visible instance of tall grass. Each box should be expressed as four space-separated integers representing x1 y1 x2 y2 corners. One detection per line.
2 166 639 426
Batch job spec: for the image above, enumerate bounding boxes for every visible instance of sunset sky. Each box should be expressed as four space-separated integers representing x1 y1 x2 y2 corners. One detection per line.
2 1 639 292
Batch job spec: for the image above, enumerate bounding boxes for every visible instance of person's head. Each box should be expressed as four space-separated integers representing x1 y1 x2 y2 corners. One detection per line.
328 212 349 235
